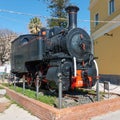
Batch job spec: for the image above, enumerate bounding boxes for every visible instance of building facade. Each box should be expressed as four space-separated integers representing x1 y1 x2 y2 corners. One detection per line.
89 0 120 76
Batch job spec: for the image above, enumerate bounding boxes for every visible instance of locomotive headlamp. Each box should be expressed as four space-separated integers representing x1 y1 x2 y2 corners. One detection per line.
40 27 47 37
41 31 46 36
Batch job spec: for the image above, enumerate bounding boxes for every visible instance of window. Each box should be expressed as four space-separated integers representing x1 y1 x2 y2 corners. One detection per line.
109 0 115 15
20 38 29 45
95 13 99 26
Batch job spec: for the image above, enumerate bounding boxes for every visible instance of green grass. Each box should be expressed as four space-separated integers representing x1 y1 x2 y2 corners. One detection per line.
2 83 56 106
0 86 3 89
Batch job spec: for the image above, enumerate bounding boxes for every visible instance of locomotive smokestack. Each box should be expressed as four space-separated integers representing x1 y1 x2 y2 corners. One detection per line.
65 5 79 29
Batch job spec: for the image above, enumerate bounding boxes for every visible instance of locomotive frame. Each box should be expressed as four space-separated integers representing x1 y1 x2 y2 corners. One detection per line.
11 5 97 91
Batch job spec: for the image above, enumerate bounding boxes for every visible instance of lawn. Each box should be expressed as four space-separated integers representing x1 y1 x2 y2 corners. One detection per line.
2 83 57 106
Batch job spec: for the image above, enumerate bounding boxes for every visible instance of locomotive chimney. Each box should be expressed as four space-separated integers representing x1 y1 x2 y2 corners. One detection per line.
65 5 79 29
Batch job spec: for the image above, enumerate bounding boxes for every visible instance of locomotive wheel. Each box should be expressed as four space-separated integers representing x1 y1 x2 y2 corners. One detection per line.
34 78 41 88
26 73 33 87
34 71 42 88
47 81 57 93
26 77 33 87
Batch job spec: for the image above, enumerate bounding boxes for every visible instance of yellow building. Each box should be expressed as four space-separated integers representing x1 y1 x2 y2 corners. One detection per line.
89 0 120 77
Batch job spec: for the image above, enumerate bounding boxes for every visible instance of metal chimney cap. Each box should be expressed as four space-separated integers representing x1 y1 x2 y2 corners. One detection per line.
65 5 79 12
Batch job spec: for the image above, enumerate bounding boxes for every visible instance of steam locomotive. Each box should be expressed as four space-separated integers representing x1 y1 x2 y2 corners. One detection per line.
11 5 97 91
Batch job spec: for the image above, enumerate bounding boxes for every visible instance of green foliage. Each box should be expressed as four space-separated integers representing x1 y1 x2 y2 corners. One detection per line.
48 0 69 17
45 0 69 27
28 17 43 34
47 18 67 28
2 84 56 106
38 95 55 105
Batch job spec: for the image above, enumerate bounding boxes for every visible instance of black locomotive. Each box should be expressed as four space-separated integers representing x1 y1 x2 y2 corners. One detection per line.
11 5 97 91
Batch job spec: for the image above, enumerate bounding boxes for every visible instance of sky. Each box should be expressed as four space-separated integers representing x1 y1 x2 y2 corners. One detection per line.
0 0 90 34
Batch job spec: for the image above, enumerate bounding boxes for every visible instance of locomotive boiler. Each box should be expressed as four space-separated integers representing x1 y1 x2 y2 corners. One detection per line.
11 5 97 91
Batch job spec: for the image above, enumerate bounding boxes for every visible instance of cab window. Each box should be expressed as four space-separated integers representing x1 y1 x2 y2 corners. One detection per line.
20 38 29 45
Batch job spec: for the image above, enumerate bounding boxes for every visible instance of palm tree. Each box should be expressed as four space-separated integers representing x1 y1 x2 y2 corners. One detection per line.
28 17 43 34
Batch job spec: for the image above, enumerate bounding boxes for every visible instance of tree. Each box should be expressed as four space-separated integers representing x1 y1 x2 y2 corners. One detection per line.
46 0 70 27
28 17 43 34
0 29 18 65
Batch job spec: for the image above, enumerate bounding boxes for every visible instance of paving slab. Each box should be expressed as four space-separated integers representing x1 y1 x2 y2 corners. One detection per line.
0 97 11 113
0 97 10 103
0 96 40 120
91 110 120 120
92 82 120 95
0 104 40 120
91 83 120 120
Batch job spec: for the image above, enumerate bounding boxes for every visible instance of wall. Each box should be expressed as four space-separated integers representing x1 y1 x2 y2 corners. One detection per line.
90 0 120 75
94 26 120 75
90 0 120 33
